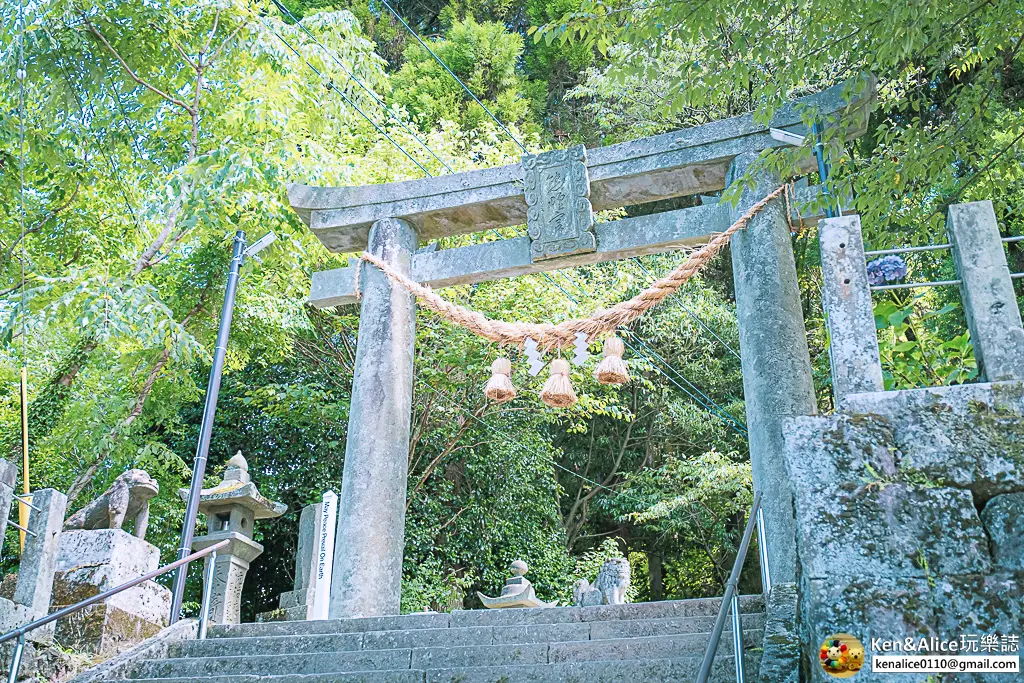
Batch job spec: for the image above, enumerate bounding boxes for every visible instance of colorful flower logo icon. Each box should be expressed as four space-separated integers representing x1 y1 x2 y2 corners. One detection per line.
819 633 865 678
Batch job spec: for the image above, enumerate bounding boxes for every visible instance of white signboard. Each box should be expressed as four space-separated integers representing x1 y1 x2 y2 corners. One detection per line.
311 490 338 620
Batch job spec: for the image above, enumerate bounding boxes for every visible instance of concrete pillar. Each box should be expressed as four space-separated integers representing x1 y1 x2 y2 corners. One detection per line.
947 201 1024 381
13 488 67 615
728 152 817 585
0 458 15 562
330 218 418 618
818 215 884 404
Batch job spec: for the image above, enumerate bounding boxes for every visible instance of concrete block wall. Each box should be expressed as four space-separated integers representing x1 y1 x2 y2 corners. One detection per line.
782 381 1024 683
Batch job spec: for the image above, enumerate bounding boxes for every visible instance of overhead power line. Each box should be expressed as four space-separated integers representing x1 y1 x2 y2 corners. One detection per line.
376 0 528 153
265 21 433 177
268 0 455 174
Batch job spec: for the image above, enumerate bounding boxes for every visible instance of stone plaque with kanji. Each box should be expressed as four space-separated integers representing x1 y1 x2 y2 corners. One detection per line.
522 144 596 260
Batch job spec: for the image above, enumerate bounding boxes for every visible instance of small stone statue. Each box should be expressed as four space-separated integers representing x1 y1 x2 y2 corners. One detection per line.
478 560 556 609
573 557 631 607
64 469 159 540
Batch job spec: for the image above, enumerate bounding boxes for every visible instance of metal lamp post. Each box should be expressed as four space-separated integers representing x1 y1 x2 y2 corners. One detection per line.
169 229 276 623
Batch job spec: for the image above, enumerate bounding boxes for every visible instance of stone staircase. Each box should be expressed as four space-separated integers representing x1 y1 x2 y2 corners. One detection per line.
103 596 765 683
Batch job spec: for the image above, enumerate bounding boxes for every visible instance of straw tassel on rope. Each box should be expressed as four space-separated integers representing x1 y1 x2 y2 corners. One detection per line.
484 357 517 404
594 335 629 385
540 358 576 408
357 184 786 349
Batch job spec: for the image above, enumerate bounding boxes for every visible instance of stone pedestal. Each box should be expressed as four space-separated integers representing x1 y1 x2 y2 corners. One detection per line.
49 529 170 656
192 533 263 625
258 502 318 622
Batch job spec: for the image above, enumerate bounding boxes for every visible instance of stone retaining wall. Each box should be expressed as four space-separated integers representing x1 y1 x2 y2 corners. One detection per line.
782 381 1024 683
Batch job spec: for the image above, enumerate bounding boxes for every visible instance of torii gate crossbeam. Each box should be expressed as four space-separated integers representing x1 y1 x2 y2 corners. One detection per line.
289 80 872 618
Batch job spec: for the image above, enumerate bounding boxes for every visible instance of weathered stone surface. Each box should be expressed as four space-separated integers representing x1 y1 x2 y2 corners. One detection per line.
757 583 800 683
175 632 364 658
548 630 761 662
213 611 453 639
67 618 199 683
450 595 763 628
136 648 413 678
947 201 1024 382
980 494 1024 570
12 488 67 616
585 613 764 640
491 622 590 644
818 215 884 402
785 382 1024 683
0 457 15 562
290 80 871 251
274 501 320 618
0 597 53 645
50 529 170 655
729 151 818 585
331 218 417 619
423 655 761 683
63 469 159 539
522 145 595 260
57 603 165 657
930 572 1024 637
805 577 935 683
840 381 1024 499
411 643 548 669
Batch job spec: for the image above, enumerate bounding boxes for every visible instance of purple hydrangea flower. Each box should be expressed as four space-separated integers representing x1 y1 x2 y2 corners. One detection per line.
866 254 908 286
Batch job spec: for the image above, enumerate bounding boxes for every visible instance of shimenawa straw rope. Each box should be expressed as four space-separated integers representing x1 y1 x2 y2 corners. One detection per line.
357 184 791 349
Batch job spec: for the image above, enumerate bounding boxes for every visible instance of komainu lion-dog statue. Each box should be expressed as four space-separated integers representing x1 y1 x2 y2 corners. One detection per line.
573 557 631 606
64 469 160 540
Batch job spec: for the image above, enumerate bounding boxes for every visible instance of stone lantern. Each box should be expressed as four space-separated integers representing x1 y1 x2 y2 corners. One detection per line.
180 452 286 624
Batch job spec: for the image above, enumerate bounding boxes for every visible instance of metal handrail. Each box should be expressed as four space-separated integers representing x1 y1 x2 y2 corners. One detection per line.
870 278 961 292
1 538 228 683
4 519 35 538
696 491 763 683
11 495 40 513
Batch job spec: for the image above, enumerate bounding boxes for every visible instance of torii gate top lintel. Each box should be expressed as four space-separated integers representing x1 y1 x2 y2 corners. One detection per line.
290 79 872 255
295 78 874 620
297 79 872 308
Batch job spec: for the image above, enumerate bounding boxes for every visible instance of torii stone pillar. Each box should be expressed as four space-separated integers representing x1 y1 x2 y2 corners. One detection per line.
728 152 817 585
330 218 418 618
290 81 873 615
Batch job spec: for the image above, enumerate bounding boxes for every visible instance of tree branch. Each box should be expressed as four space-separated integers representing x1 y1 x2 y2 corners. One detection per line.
83 16 196 115
64 293 209 504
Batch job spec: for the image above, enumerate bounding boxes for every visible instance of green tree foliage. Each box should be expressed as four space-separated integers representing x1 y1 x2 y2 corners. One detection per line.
391 16 545 136
2 0 1020 619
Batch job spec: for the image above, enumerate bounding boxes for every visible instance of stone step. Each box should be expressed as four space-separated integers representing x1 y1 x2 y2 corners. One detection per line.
135 630 763 678
206 595 764 640
424 654 763 683
173 613 766 658
116 654 759 683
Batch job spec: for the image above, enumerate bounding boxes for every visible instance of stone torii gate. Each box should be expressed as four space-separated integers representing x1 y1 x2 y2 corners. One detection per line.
289 82 872 619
